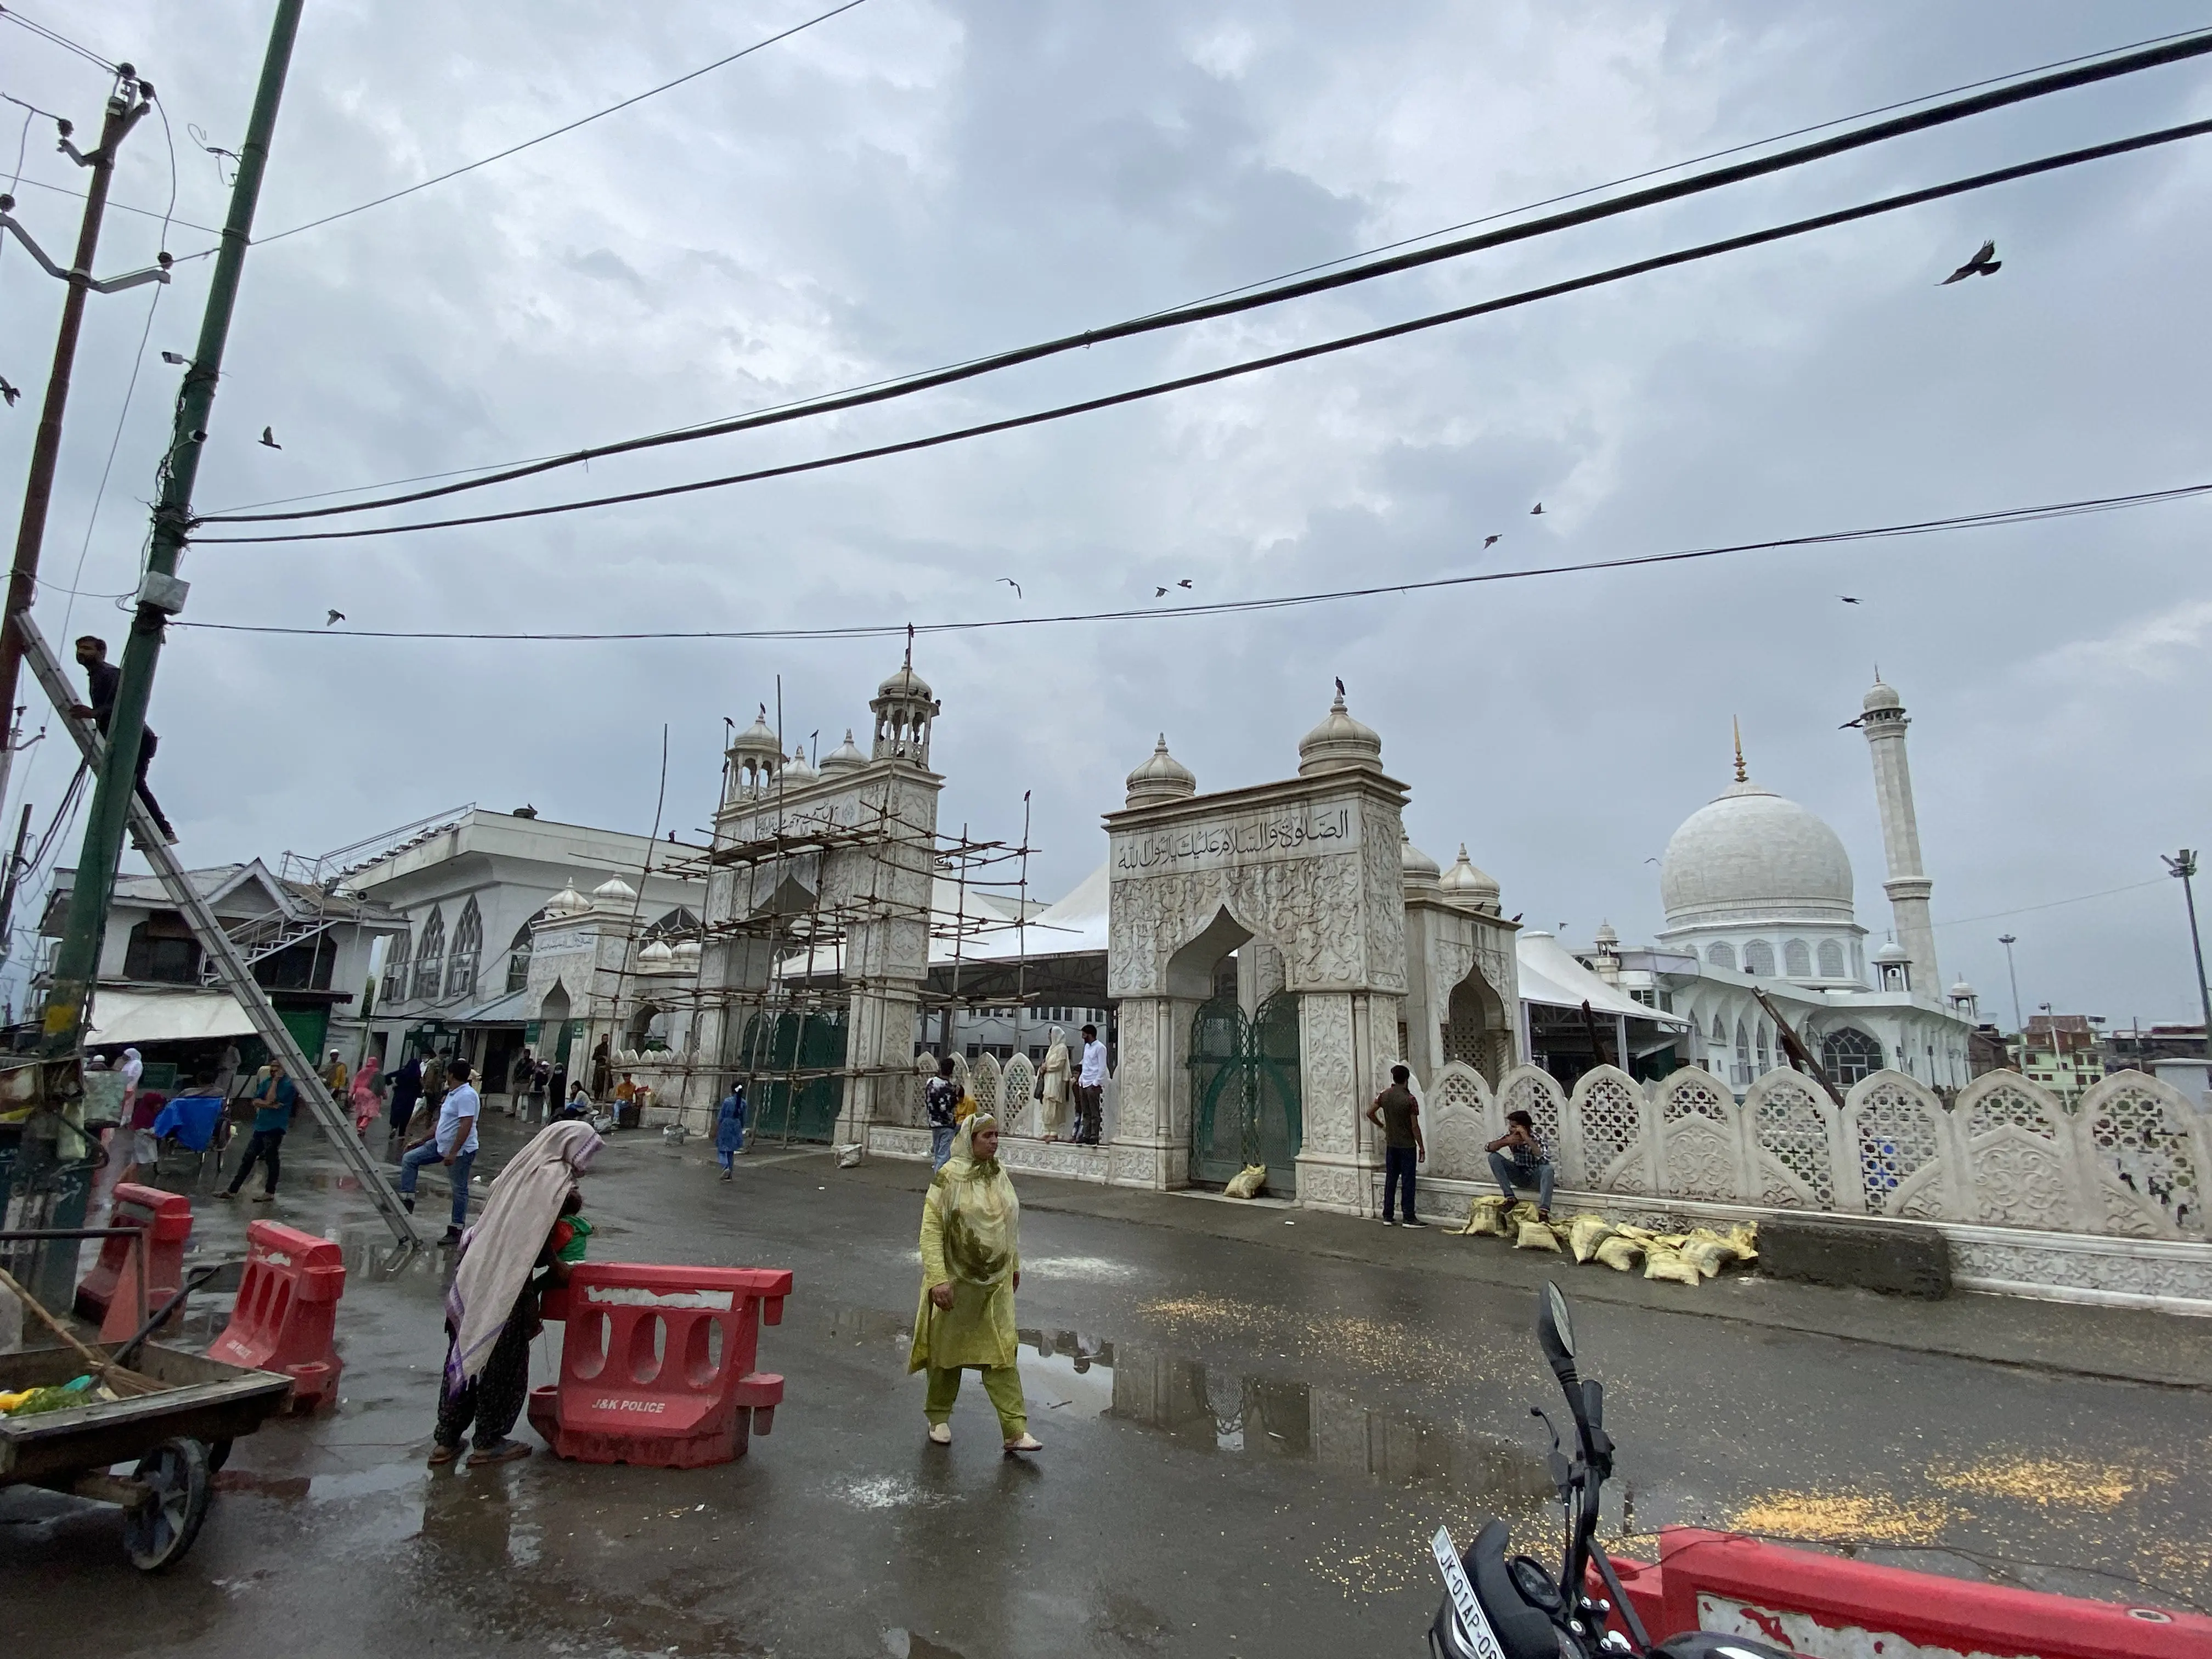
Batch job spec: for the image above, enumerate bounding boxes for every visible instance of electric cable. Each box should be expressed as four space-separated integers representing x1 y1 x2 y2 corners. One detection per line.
193 118 2212 547
0 6 119 75
171 479 2212 643
191 20 2212 521
198 29 2212 529
1933 878 2170 929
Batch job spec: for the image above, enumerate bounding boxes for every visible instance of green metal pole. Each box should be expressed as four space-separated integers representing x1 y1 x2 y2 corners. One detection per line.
43 0 305 1057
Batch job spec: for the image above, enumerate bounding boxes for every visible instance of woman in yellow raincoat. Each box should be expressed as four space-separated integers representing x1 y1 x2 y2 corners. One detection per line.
908 1114 1041 1453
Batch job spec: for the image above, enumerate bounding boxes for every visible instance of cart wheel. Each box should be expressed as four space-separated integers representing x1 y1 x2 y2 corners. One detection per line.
121 1437 212 1571
205 1437 233 1472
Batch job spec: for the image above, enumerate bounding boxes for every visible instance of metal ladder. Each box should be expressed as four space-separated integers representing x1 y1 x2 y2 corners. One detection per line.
15 615 417 1244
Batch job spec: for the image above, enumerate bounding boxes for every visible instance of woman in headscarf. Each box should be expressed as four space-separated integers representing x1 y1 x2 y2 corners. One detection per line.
714 1081 747 1181
429 1119 603 1468
907 1114 1041 1453
348 1054 383 1135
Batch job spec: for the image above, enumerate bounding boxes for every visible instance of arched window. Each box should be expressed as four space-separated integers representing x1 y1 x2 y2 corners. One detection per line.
506 915 540 993
1816 939 1846 979
1710 1010 1726 1041
383 930 410 1003
1821 1026 1884 1086
1733 1019 1752 1085
644 906 701 943
1756 1022 1771 1071
1784 939 1812 978
413 908 446 1001
1742 939 1775 977
445 898 483 1001
1706 941 1736 971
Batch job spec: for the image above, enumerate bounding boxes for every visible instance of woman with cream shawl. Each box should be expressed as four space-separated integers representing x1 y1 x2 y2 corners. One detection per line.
907 1114 1041 1453
429 1120 602 1466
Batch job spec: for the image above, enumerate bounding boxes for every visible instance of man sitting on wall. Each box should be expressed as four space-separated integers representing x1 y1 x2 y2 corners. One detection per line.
1486 1110 1554 1222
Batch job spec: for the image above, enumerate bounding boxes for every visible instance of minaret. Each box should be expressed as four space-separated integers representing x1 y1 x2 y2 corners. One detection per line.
1859 674 1938 996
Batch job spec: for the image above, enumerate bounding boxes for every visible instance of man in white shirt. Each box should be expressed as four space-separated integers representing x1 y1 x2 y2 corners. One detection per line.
1074 1023 1108 1145
398 1058 481 1244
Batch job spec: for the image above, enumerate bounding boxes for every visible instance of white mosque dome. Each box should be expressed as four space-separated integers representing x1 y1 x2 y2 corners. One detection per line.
1864 679 1903 714
781 747 819 786
546 882 588 916
1440 844 1500 909
819 729 867 774
672 939 703 972
877 662 934 702
637 938 675 973
592 874 638 906
727 709 780 759
1297 690 1383 777
1660 779 1854 927
1125 735 1197 809
1401 831 1440 893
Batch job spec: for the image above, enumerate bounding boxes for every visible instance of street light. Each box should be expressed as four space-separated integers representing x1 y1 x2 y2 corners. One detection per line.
2163 850 2212 1053
1997 933 2023 1035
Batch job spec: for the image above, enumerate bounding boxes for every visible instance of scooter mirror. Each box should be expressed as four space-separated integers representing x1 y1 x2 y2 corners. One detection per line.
1542 1282 1575 1359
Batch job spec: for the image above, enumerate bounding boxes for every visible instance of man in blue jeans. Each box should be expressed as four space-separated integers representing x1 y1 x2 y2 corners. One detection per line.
924 1056 960 1169
399 1057 479 1244
221 1059 297 1202
1487 1109 1555 1220
1364 1064 1426 1227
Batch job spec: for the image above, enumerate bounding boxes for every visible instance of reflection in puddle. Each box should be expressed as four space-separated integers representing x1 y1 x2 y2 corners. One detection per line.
820 1301 1551 1502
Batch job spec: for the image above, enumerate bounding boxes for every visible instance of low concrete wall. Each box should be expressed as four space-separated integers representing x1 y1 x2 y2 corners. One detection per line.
865 1124 1116 1185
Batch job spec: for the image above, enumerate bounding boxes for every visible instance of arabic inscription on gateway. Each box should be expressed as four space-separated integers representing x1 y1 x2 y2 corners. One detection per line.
1113 804 1357 875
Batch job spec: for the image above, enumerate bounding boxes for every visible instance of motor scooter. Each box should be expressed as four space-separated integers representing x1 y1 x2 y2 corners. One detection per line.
1427 1282 1791 1659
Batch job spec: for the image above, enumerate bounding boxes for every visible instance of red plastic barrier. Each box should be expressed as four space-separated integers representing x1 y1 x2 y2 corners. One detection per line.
76 1182 193 1335
207 1220 347 1412
1598 1528 2208 1659
527 1261 789 1468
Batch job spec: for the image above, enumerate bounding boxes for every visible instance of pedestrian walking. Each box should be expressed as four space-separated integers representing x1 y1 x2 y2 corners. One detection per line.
529 1057 551 1122
398 1058 481 1245
429 1120 603 1469
70 636 176 842
1038 1025 1070 1141
387 1052 424 1152
222 1059 298 1203
321 1048 349 1099
349 1054 383 1134
924 1056 960 1169
1365 1063 1426 1227
1073 1023 1107 1145
1486 1110 1554 1221
908 1114 1040 1454
715 1082 747 1179
506 1048 534 1118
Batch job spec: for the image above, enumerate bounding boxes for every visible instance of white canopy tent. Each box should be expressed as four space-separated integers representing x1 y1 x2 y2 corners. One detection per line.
85 988 259 1047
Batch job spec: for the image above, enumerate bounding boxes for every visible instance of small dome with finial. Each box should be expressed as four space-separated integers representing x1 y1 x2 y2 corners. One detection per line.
1401 829 1440 893
546 881 588 917
727 705 782 795
591 874 637 907
637 938 675 973
1864 676 1903 714
1297 686 1383 776
672 939 702 973
1125 735 1197 809
1441 844 1502 909
781 745 819 786
1594 921 1620 951
819 728 867 775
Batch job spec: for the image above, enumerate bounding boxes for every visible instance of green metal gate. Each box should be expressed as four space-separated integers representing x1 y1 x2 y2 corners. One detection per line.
739 1009 847 1144
1188 990 1301 1193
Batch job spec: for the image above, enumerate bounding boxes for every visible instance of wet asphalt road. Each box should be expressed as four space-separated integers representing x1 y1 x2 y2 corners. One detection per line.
4 1117 2209 1658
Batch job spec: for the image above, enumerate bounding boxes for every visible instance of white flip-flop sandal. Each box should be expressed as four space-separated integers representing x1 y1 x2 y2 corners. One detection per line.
928 1423 951 1445
1002 1434 1042 1454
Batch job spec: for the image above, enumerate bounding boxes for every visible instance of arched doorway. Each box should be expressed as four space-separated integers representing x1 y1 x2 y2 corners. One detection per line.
1175 909 1301 1192
1443 968 1509 1084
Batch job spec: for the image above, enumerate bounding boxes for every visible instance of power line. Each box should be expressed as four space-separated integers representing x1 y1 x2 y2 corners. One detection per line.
0 170 224 237
191 21 2212 521
184 0 874 256
172 479 2212 643
0 5 119 74
1933 879 2170 929
193 118 2212 547
200 29 2212 530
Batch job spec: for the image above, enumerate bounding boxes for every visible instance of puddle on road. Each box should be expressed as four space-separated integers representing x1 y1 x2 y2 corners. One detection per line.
821 1301 1553 1505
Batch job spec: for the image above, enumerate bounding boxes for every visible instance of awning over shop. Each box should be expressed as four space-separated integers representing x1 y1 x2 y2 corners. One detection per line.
86 988 258 1046
443 985 532 1026
1515 933 1690 1028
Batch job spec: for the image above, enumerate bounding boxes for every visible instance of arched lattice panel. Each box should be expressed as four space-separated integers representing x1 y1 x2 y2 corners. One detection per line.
1001 1053 1037 1136
1426 1061 1494 1184
2079 1074 2204 1238
970 1053 1003 1119
1745 1070 1836 1208
1496 1066 1567 1177
1570 1065 1650 1192
1955 1072 2083 1231
1847 1071 1953 1218
1654 1067 1745 1201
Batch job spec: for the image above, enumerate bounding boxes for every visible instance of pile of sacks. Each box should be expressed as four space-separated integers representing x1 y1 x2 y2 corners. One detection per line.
1453 1197 1757 1286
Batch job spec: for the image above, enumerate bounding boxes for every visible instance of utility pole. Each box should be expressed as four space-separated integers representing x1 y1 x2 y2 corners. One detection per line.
0 69 161 827
1997 933 2023 1037
2164 850 2212 1053
0 800 34 961
43 0 304 1058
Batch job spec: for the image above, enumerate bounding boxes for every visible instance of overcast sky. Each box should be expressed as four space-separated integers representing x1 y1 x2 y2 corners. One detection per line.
4 1 2209 1026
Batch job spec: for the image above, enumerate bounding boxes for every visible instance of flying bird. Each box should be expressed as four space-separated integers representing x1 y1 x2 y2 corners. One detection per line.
259 425 280 449
0 375 19 407
1530 501 1544 515
1176 578 1192 589
1482 534 1500 549
998 577 1022 597
325 609 345 626
1838 715 1866 730
1940 239 2000 284
1838 596 1860 605
1154 586 1169 598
